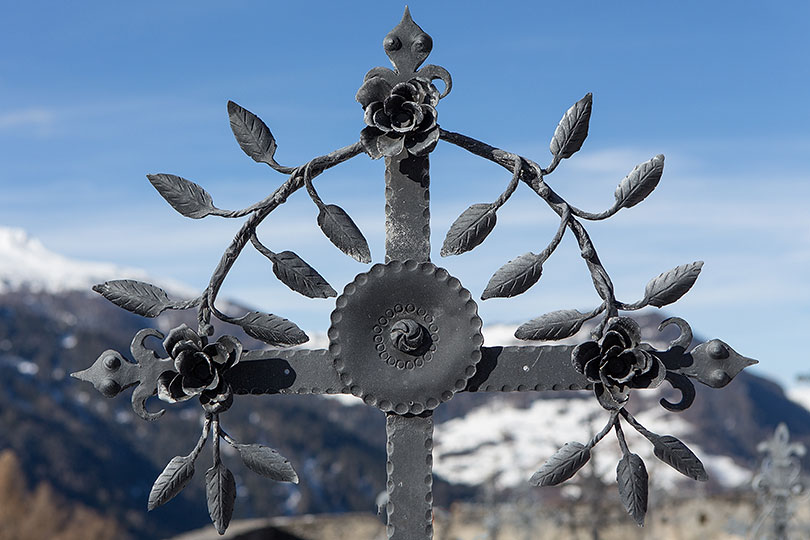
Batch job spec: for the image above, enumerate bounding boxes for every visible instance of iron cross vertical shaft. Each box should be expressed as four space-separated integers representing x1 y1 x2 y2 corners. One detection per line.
383 151 434 539
363 9 451 538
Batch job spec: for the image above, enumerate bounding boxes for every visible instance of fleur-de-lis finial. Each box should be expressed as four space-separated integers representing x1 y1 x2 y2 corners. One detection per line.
383 7 433 75
363 7 452 100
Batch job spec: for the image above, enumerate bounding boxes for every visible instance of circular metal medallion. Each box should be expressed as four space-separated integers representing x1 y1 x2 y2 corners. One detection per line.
329 260 482 414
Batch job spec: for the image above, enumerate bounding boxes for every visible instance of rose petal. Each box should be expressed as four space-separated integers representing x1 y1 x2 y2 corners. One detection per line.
392 81 421 102
409 80 428 103
390 112 416 133
158 372 193 403
163 324 201 357
169 374 189 399
606 317 641 347
583 358 600 382
417 105 437 130
600 330 625 353
175 350 203 376
203 342 226 364
377 133 405 157
629 347 652 372
594 383 624 411
608 383 630 405
156 371 177 402
572 341 600 374
182 367 218 395
177 353 214 390
210 335 242 369
205 369 221 392
600 371 630 404
383 94 406 117
423 81 440 106
201 382 233 414
603 352 634 382
373 108 392 131
173 349 189 372
648 356 667 388
360 127 384 159
401 102 424 126
364 102 383 128
180 382 205 397
204 377 228 398
356 77 392 108
602 345 623 361
631 354 667 389
406 126 440 156
171 340 200 362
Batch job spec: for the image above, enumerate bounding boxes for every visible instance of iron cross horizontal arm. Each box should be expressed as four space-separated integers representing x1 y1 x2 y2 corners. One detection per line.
72 8 757 539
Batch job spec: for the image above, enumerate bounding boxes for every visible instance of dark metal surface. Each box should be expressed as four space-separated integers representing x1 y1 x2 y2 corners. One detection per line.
222 345 592 396
385 413 435 540
71 8 758 538
330 260 482 415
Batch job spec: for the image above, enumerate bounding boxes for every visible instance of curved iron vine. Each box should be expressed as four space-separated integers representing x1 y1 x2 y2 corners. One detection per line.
72 7 757 537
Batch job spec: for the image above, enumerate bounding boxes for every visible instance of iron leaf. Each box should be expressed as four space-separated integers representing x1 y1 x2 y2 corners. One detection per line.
529 442 590 487
613 155 665 210
93 279 172 318
238 444 299 483
616 453 648 526
651 434 708 481
147 173 216 219
227 101 278 165
643 261 703 308
317 204 372 263
481 253 543 300
270 250 337 298
440 203 497 257
514 309 588 341
147 455 195 511
205 463 236 535
550 93 593 159
234 311 309 346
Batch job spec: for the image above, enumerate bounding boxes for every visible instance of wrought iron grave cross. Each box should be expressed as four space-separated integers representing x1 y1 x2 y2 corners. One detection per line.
73 8 757 539
750 423 806 540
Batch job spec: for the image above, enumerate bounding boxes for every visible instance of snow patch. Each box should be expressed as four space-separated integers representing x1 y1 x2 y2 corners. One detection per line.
16 361 39 376
0 226 193 296
787 386 810 412
433 395 750 490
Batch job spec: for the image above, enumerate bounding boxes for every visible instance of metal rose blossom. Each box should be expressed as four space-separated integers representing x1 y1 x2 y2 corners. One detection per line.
157 324 241 413
357 76 440 158
572 317 665 410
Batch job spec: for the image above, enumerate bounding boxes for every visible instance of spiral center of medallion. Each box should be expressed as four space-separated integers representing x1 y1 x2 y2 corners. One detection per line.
390 318 427 355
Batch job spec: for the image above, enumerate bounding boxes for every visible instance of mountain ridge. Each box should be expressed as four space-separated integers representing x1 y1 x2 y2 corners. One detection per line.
0 226 194 297
0 226 804 538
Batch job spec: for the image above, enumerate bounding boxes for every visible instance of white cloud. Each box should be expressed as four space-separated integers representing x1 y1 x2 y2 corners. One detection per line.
0 108 56 134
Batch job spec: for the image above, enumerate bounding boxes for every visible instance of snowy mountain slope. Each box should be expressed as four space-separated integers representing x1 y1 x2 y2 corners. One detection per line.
787 386 810 412
432 320 756 490
2 225 806 519
0 226 193 295
432 393 752 491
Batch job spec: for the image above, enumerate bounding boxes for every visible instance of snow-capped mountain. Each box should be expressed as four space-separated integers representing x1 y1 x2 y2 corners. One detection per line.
0 226 191 295
432 392 752 492
1 226 808 537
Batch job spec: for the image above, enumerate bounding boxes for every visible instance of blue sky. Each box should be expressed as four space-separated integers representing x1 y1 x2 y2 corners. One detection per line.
1 2 808 387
